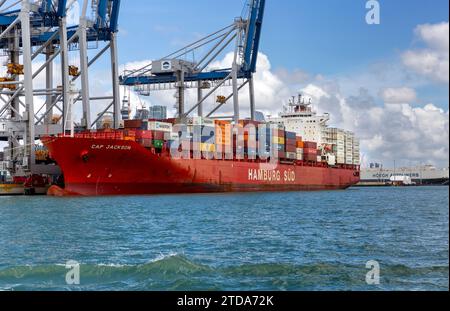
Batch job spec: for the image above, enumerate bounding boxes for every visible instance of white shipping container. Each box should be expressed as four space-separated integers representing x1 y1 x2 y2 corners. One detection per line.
337 159 346 165
148 121 173 132
164 132 181 141
191 117 215 126
286 152 297 159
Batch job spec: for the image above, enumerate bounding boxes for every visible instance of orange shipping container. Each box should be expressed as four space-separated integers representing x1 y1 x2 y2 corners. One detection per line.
215 120 231 126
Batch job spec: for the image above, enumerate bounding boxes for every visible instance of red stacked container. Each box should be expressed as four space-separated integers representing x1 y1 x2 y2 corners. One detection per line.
152 131 165 141
124 120 143 129
135 130 153 147
303 141 318 149
136 130 153 140
303 141 318 162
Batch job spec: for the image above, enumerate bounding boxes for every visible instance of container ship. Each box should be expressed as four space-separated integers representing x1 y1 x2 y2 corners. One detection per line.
360 164 449 186
42 97 361 196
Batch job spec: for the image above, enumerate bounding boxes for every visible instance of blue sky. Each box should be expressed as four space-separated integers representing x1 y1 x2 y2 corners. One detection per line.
117 0 448 72
116 0 449 109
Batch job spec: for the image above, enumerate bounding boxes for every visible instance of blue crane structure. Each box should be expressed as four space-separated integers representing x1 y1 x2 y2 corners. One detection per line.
0 0 121 176
0 0 121 47
120 0 266 122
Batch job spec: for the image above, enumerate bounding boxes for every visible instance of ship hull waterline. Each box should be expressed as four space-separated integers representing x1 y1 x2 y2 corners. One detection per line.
44 137 360 196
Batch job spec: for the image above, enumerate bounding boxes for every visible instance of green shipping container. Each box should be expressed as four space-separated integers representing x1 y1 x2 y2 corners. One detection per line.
153 140 164 149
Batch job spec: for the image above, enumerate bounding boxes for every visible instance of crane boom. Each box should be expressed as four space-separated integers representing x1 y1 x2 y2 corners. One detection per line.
119 0 266 120
120 0 266 84
243 0 265 73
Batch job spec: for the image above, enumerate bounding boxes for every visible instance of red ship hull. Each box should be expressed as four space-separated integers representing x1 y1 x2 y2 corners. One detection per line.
43 137 360 196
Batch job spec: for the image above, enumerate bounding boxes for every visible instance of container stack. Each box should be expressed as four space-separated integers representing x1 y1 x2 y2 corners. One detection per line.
190 117 215 127
272 128 286 160
353 137 361 165
149 121 172 149
215 120 232 155
135 130 153 148
147 121 173 131
193 123 216 153
285 131 297 160
336 129 346 164
244 130 258 159
303 141 318 162
124 120 173 150
124 119 144 130
238 120 263 159
296 137 304 161
120 118 330 163
345 131 354 165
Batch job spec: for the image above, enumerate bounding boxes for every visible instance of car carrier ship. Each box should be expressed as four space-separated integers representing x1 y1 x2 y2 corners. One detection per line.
360 164 449 186
42 97 361 196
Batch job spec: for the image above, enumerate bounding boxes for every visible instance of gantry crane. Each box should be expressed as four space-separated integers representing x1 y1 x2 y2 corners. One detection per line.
0 0 121 177
120 0 266 123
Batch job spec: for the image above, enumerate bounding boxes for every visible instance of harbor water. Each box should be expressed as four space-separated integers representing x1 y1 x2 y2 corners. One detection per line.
0 186 448 291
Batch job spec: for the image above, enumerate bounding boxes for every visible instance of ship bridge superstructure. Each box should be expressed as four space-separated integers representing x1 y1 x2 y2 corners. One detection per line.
270 94 330 143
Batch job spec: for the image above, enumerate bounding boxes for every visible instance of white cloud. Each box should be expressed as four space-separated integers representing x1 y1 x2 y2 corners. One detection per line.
402 22 449 83
415 22 449 52
302 84 330 101
381 87 417 104
296 82 449 167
